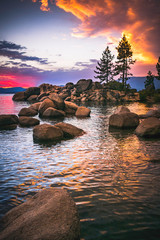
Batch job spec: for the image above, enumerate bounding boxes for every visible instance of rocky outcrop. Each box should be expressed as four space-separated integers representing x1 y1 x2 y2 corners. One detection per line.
135 117 160 137
0 188 80 240
27 95 38 102
25 87 40 99
75 106 91 118
33 124 63 142
55 122 85 138
42 107 65 118
0 114 19 130
18 107 38 117
109 106 139 128
19 117 40 127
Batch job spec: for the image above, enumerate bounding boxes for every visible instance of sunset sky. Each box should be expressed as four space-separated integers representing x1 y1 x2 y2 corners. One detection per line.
0 0 159 88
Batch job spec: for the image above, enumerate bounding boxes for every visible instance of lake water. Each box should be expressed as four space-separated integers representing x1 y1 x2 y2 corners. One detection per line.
0 94 160 240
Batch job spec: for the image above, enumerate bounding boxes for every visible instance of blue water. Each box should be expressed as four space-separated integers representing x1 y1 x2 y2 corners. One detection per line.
0 94 160 239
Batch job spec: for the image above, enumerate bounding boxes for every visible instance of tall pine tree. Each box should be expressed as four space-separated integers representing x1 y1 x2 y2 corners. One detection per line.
94 46 114 84
145 71 155 90
114 34 135 89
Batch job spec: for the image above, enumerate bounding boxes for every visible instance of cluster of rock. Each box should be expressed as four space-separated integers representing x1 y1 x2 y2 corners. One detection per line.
109 106 160 137
12 79 140 103
17 93 91 119
0 188 80 240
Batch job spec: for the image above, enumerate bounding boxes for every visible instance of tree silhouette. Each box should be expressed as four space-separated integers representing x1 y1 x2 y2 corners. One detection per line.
145 71 155 90
114 34 135 89
94 46 114 84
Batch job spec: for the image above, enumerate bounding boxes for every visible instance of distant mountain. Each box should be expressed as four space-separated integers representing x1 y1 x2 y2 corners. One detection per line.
128 77 160 91
0 87 26 94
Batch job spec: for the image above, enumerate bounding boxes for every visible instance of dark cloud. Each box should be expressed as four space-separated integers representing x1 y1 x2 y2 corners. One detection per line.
0 40 48 64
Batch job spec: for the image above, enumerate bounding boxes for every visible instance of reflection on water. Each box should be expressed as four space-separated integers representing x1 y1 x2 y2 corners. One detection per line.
0 95 160 239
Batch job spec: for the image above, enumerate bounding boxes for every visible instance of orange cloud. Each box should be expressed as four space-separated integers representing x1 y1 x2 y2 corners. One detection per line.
32 0 50 11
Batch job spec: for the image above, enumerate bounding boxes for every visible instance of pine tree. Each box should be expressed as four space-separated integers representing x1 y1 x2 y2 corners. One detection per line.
156 57 160 80
114 34 135 89
94 46 114 84
145 71 155 90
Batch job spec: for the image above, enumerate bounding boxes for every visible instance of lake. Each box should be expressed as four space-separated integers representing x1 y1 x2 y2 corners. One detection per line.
0 94 160 240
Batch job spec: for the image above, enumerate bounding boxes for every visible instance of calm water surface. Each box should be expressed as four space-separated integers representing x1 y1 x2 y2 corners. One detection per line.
0 94 160 240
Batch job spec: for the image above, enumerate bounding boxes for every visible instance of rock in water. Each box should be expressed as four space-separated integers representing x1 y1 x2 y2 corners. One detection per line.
55 122 85 138
19 117 40 127
75 106 91 118
0 114 18 130
48 93 65 110
0 188 80 240
33 123 63 142
18 107 38 117
135 117 160 137
12 91 26 101
109 107 139 128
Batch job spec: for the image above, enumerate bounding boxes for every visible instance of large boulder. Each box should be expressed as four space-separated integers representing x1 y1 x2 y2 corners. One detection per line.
64 101 78 114
0 188 80 240
109 107 139 128
12 91 26 101
18 107 38 117
135 117 160 137
55 122 85 138
65 82 74 89
0 114 18 130
75 79 92 93
25 87 40 99
38 99 56 116
48 93 65 110
42 107 65 118
19 117 40 127
33 123 63 142
75 106 91 118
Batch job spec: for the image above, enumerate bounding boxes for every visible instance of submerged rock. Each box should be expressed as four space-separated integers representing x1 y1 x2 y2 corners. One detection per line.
33 123 63 142
0 114 18 130
19 117 40 127
0 188 80 240
55 122 85 138
135 117 160 137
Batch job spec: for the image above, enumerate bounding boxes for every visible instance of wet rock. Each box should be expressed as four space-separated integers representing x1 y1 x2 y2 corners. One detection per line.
39 99 56 116
42 107 65 118
135 117 160 137
0 114 18 130
19 117 40 127
109 109 139 128
18 107 38 117
75 106 91 118
33 123 63 142
12 91 26 101
76 79 92 93
64 101 78 114
55 122 85 138
0 188 80 240
48 93 65 110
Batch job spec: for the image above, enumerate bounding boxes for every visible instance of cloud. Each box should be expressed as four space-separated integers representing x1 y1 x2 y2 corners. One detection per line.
0 40 48 64
54 0 159 65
